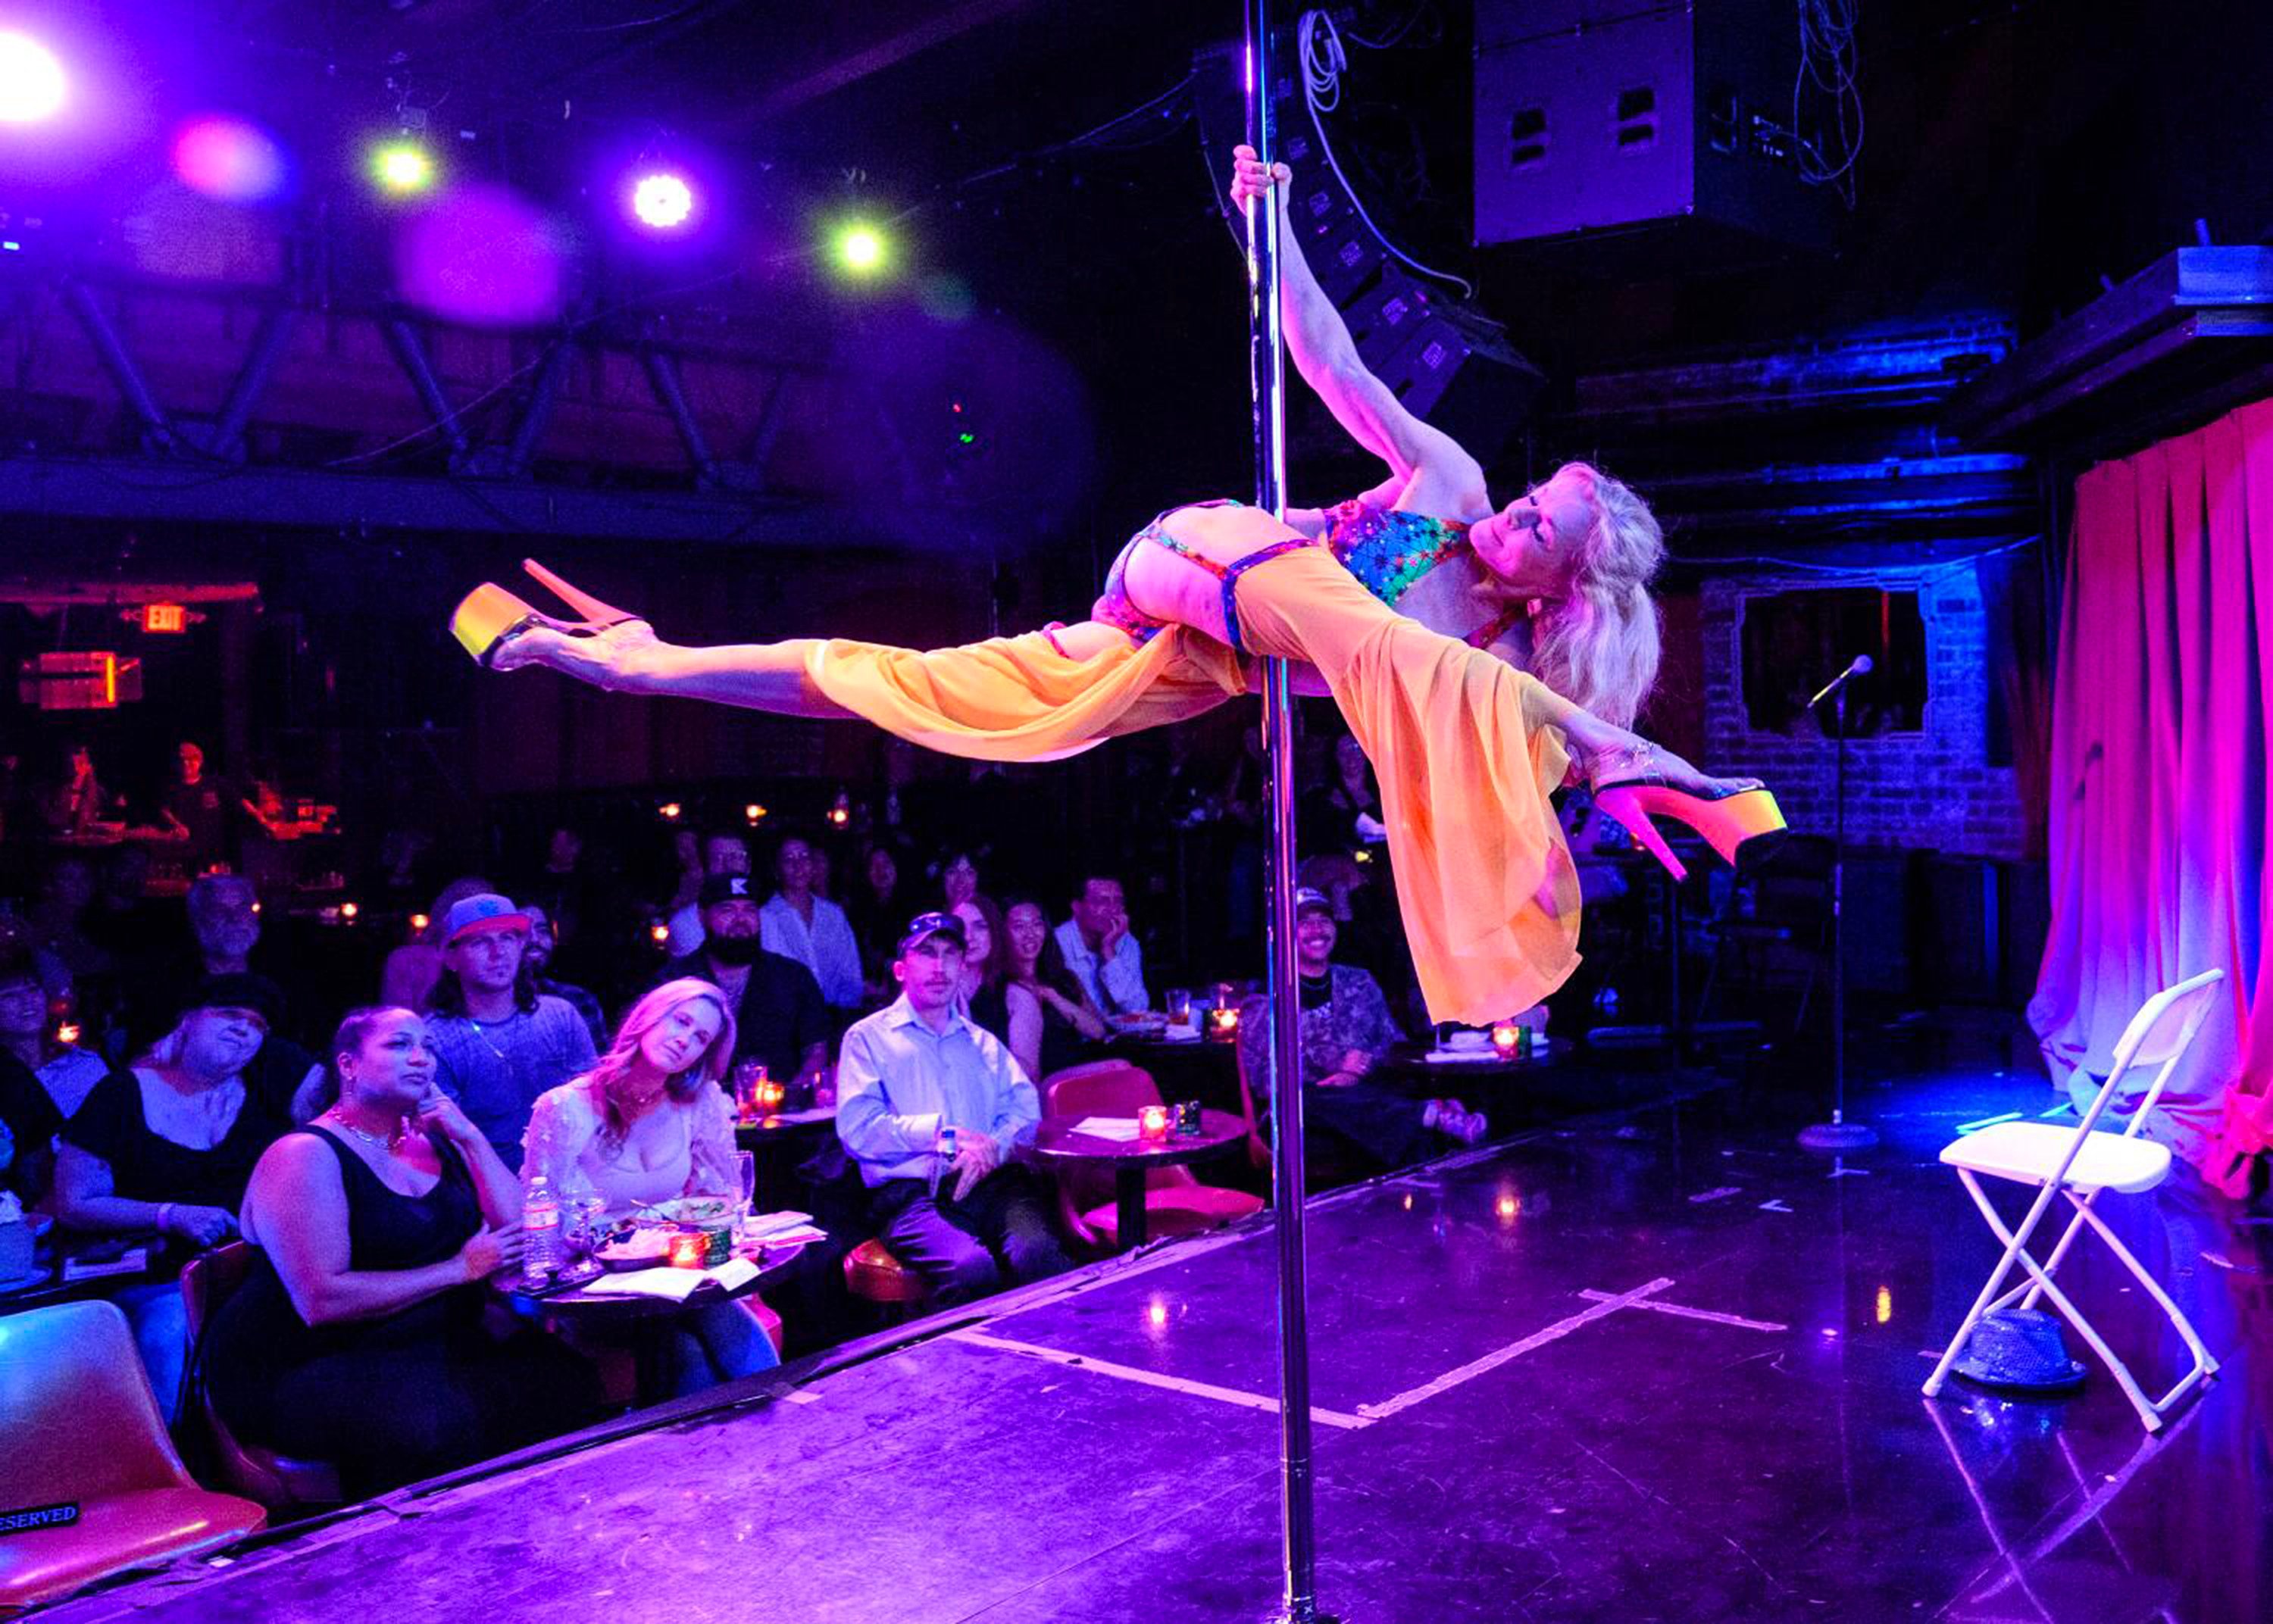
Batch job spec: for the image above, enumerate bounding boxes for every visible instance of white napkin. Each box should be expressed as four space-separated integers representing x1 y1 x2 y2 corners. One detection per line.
1068 1116 1142 1142
741 1210 815 1239
769 1105 836 1125
706 1257 761 1293
580 1266 703 1301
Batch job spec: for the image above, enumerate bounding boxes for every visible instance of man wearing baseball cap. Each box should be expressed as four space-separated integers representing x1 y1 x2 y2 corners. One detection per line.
427 893 596 1170
836 910 1069 1301
1237 887 1486 1170
654 873 830 1090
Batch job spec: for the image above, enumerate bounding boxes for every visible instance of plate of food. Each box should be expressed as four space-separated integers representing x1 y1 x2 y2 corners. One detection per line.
594 1228 674 1271
1109 1011 1168 1038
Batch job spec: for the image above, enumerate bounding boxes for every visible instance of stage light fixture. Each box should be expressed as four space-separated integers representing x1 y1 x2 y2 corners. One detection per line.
372 139 436 195
630 170 695 230
0 30 66 123
833 221 887 275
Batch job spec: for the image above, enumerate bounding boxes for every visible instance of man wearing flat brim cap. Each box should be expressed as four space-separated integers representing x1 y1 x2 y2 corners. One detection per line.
427 893 596 1170
835 910 1070 1302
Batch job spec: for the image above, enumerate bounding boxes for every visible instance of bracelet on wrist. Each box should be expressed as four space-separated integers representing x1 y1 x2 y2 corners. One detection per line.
155 1202 176 1236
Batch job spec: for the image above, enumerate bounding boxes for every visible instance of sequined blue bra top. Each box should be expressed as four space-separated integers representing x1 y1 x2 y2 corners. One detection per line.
1321 498 1473 607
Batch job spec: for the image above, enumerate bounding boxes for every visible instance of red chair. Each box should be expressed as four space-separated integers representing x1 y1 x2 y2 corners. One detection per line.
0 1301 266 1613
1042 1060 1262 1248
179 1243 344 1512
843 1238 931 1320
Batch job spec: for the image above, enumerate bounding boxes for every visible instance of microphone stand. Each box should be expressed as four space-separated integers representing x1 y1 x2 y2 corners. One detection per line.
1799 676 1877 1151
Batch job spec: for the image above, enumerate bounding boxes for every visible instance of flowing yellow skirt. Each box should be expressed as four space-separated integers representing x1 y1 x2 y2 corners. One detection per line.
804 546 1579 1023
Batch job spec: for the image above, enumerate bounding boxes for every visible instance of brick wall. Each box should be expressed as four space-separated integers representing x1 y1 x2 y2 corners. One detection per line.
1699 566 2030 860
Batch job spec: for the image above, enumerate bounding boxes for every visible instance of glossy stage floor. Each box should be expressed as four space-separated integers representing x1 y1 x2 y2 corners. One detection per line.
48 1032 2273 1623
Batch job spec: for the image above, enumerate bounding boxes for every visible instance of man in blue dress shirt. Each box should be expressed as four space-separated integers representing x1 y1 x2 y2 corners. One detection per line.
1052 873 1149 1018
836 910 1071 1301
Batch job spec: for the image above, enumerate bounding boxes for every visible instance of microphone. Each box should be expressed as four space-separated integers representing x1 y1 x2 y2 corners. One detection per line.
1806 654 1873 711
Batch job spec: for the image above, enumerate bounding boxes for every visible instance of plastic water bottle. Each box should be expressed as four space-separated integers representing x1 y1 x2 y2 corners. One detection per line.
524 1174 561 1285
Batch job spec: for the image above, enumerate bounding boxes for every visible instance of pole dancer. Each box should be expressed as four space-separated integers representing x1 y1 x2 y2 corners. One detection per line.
449 217 1784 1037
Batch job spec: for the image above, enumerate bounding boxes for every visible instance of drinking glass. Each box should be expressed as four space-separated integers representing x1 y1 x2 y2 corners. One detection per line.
1166 988 1193 1027
735 1150 758 1216
567 1196 608 1264
732 1061 767 1123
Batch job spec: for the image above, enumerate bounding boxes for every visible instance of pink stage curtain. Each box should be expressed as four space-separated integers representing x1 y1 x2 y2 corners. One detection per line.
2030 400 2273 1195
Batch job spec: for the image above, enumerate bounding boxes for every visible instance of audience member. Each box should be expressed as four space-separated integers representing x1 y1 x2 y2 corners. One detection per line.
522 904 608 1051
938 851 981 912
53 974 301 1418
1299 733 1387 857
156 742 244 873
1055 873 1149 1018
521 980 781 1395
0 944 106 1117
29 852 110 987
1238 891 1483 1173
380 876 496 1013
207 1007 602 1498
427 895 598 1170
1002 899 1106 1080
43 742 114 840
0 1024 61 1207
654 876 828 1092
836 911 1069 1301
951 896 1015 1048
121 873 327 1109
664 831 752 957
846 842 907 988
663 828 704 920
761 835 864 1010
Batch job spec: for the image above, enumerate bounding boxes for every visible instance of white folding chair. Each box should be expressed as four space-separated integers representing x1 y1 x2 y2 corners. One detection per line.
1923 968 2225 1432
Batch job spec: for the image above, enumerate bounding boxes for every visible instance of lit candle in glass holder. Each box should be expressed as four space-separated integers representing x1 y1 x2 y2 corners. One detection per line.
1491 1021 1521 1057
755 1079 787 1114
1138 1104 1171 1140
668 1231 708 1270
1205 1005 1240 1042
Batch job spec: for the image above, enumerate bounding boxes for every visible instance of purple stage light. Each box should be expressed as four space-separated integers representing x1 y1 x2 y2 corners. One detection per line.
0 30 67 123
171 116 287 201
395 183 567 327
630 170 694 230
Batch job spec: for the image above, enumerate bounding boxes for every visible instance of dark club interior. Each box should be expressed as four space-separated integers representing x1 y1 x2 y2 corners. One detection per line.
2 4 2271 1620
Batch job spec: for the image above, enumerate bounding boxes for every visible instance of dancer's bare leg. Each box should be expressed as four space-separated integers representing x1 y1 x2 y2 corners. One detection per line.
488 612 1130 719
489 616 853 717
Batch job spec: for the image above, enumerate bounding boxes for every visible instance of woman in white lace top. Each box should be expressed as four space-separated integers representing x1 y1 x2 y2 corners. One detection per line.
521 978 780 1391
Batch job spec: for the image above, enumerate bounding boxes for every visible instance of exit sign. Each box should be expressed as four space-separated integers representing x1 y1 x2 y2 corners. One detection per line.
142 603 188 633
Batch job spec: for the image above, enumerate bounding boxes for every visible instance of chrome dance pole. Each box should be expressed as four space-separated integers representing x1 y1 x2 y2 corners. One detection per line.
1242 5 1328 1620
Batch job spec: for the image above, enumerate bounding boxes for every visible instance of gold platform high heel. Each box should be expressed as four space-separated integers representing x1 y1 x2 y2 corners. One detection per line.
449 560 643 667
1587 743 1788 883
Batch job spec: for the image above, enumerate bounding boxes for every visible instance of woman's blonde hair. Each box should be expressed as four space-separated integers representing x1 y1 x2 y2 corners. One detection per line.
1485 461 1664 730
579 978 737 1143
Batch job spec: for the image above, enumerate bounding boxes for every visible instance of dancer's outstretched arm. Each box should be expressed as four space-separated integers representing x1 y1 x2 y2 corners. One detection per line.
1231 145 1484 513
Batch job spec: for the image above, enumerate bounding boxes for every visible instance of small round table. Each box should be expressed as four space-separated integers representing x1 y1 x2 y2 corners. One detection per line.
504 1242 808 1404
1030 1110 1249 1249
503 1241 807 1326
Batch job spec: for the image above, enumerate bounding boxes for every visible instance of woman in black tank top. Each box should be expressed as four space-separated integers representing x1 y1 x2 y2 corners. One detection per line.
205 1008 600 1498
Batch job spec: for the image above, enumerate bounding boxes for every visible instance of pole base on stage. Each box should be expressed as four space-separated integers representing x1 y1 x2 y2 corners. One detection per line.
1798 1118 1878 1151
1950 1308 2088 1394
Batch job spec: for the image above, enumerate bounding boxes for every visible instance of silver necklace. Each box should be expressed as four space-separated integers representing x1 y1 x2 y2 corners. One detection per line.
325 1108 402 1154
